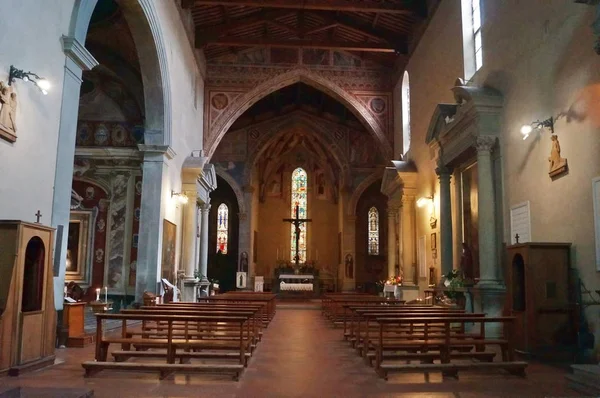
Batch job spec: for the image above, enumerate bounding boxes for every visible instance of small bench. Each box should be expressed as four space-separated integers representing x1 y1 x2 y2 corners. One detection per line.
82 361 244 380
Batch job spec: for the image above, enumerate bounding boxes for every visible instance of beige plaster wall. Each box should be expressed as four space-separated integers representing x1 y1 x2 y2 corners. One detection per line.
405 0 600 350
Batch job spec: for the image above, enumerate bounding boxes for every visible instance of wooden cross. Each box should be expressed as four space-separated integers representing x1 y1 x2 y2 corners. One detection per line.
514 234 520 244
283 204 312 269
35 210 42 223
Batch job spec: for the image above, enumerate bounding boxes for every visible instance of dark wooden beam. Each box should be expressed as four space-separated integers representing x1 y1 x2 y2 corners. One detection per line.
301 23 338 36
210 38 399 52
186 0 414 14
195 10 294 46
330 13 407 46
266 19 299 36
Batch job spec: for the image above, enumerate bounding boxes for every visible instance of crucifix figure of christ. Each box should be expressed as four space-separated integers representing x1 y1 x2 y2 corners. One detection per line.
283 204 312 269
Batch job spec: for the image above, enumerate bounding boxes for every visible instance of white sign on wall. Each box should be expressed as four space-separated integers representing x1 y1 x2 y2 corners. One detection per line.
236 272 247 289
592 177 600 271
510 201 531 244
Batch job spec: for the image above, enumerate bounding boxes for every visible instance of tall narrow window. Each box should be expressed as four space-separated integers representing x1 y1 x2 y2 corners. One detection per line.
291 168 308 263
472 0 482 70
401 71 411 156
368 207 379 255
216 203 229 254
461 0 483 80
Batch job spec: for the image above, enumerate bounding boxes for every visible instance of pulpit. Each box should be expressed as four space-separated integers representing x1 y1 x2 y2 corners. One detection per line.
504 242 574 357
0 221 56 376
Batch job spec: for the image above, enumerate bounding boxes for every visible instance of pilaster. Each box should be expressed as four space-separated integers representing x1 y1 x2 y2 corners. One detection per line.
436 165 454 279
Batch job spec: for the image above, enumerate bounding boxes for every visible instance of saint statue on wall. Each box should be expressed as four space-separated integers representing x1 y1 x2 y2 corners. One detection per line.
548 135 568 177
0 81 17 141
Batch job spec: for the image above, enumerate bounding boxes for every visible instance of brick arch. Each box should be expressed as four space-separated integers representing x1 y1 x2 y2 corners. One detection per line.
205 68 392 161
348 169 385 216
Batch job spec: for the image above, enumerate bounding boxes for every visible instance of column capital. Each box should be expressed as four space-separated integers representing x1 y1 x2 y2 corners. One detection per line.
199 202 211 211
435 165 454 177
401 195 415 206
238 212 248 221
475 135 497 153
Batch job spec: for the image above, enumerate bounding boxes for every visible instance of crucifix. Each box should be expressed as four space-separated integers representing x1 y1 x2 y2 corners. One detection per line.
515 234 520 244
34 210 42 223
283 204 312 269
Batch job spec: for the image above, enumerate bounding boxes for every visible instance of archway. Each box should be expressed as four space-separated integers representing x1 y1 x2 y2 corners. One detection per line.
205 68 392 161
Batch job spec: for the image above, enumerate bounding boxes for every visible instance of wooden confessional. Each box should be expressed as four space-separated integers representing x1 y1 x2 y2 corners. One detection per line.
0 221 56 376
504 242 573 357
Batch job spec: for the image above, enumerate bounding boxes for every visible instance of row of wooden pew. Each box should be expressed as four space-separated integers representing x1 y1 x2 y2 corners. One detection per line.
322 293 528 380
82 292 276 381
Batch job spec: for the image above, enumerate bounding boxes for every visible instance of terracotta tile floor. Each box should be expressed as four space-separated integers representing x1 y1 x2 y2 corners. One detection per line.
1 304 584 398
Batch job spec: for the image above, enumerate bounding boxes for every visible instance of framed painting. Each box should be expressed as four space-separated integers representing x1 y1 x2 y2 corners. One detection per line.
65 210 96 287
430 232 437 250
161 219 177 280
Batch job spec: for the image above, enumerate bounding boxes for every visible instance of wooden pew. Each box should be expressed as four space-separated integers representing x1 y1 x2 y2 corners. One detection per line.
369 316 527 380
82 313 250 380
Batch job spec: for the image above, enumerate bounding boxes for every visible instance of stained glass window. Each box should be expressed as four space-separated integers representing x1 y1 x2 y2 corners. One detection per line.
291 168 308 263
368 207 379 255
216 203 229 254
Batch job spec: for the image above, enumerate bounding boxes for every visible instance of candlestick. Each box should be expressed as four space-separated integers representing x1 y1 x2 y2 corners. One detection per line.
104 286 108 303
95 288 100 302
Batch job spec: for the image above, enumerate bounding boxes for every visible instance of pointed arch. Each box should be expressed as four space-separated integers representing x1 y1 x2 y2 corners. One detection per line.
205 68 392 161
348 169 385 216
214 167 246 215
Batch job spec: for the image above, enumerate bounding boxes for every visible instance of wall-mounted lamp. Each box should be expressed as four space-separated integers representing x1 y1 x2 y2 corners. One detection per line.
171 191 189 204
520 117 555 140
416 196 433 208
8 65 51 95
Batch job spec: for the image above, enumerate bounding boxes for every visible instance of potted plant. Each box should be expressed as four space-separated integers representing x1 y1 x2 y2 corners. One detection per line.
443 269 466 308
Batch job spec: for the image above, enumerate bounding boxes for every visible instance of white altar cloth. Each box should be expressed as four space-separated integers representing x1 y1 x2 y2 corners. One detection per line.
278 274 314 280
280 282 313 291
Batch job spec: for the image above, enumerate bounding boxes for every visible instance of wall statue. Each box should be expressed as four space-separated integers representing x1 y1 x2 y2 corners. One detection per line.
0 81 17 142
345 254 354 279
548 135 568 178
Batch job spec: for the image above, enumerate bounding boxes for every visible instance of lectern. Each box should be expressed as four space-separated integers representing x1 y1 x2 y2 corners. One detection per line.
504 242 573 357
0 221 56 375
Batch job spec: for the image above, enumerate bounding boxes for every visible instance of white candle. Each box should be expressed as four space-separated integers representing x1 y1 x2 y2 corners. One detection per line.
104 287 108 303
95 288 100 302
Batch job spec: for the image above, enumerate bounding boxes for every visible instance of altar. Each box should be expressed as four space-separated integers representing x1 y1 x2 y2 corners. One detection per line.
278 274 315 292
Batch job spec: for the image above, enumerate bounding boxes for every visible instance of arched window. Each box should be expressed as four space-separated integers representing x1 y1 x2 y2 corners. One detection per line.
291 168 308 263
368 207 379 255
216 203 229 254
401 71 411 156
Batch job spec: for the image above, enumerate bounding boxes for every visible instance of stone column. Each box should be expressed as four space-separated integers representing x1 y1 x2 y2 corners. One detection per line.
181 190 199 302
401 196 416 285
436 166 454 279
476 136 501 285
135 146 170 301
387 206 398 278
239 185 254 278
51 37 98 311
197 202 211 296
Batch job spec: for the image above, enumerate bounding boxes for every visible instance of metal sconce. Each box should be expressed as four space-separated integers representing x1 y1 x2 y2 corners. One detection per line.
8 65 51 95
171 191 189 204
519 117 555 140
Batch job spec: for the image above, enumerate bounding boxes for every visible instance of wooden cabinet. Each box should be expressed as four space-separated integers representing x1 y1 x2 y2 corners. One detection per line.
63 302 86 340
504 242 572 356
0 221 56 376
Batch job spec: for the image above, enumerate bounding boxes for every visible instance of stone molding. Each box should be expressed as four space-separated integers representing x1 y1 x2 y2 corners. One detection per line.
137 144 176 159
348 168 385 216
214 167 247 214
61 36 99 71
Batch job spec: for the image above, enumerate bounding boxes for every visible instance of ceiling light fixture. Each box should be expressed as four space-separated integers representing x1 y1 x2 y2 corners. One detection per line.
171 191 189 204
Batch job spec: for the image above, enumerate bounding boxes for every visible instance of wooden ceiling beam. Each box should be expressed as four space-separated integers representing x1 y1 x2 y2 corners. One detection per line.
208 38 400 53
185 0 414 14
195 9 294 46
301 23 338 36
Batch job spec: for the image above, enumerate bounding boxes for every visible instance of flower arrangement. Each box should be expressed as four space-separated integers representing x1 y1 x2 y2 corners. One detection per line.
385 275 403 286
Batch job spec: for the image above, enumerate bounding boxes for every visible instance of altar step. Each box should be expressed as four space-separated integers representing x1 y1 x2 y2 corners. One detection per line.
566 364 600 396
